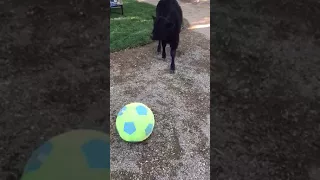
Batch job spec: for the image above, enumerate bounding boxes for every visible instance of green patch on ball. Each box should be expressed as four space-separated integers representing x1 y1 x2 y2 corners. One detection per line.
21 130 110 180
116 102 155 142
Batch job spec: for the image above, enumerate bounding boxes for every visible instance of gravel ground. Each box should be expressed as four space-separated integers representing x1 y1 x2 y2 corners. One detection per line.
0 0 109 179
110 29 210 179
2 0 320 179
212 0 320 179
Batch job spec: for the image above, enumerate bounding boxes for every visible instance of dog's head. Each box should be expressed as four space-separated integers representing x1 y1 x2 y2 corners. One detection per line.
151 15 175 40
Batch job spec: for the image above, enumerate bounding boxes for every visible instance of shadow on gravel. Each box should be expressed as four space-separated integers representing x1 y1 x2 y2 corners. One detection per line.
211 0 320 179
0 0 109 179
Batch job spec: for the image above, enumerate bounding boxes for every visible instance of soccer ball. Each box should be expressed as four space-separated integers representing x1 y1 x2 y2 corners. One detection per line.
21 130 110 180
116 102 155 142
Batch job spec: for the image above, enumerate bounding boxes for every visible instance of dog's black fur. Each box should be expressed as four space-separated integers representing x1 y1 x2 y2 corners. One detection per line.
151 0 182 73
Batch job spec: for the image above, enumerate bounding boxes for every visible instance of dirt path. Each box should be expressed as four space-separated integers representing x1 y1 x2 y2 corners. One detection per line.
138 0 210 39
110 29 210 179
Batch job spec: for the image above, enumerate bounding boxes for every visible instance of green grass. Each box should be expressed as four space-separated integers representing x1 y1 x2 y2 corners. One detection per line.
110 0 156 52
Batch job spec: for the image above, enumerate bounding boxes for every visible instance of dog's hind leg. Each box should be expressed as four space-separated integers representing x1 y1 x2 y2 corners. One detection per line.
157 40 161 54
170 48 176 73
162 41 167 60
170 39 179 73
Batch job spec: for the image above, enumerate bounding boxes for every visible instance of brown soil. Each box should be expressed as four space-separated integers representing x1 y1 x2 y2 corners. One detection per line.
212 0 320 179
0 0 109 179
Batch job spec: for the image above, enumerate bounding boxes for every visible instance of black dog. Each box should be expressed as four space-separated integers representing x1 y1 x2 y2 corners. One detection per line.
151 0 182 74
